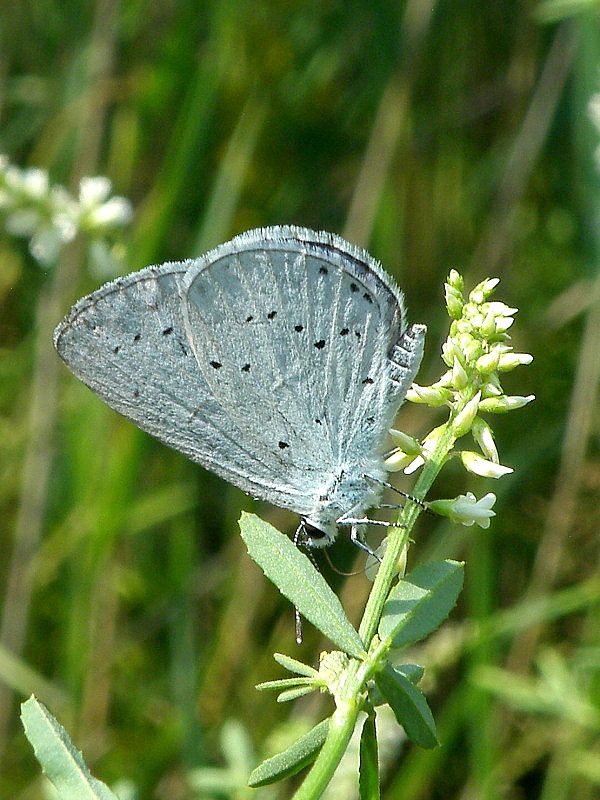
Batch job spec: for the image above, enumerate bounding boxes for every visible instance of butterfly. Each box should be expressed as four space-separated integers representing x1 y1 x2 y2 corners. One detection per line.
54 226 425 549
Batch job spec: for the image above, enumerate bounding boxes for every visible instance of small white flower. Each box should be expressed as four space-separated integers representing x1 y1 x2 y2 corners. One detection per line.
453 492 496 527
429 492 496 529
461 451 513 478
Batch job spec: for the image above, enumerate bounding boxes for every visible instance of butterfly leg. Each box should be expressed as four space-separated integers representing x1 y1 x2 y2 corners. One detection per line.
348 523 381 560
362 474 427 508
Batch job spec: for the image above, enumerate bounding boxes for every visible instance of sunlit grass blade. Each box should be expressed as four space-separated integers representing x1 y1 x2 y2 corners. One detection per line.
239 513 365 658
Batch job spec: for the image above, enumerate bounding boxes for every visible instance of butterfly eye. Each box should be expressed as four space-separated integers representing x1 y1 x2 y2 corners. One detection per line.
303 522 328 540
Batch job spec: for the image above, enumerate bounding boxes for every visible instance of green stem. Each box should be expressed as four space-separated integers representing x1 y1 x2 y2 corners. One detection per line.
291 692 362 800
359 421 457 645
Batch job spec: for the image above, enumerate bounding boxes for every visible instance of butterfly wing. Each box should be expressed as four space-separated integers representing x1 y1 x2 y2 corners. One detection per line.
53 263 316 513
181 227 425 505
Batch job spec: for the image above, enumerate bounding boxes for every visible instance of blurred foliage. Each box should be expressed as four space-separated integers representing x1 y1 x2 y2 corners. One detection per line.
0 1 599 798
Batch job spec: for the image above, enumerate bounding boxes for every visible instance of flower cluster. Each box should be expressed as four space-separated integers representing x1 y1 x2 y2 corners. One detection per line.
0 155 132 273
386 270 534 528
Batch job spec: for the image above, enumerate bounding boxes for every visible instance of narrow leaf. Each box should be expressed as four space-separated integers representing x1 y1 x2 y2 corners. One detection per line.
375 665 438 749
239 513 365 658
277 686 317 703
20 696 118 800
248 718 330 787
359 712 380 800
379 560 464 648
256 677 315 691
274 652 320 678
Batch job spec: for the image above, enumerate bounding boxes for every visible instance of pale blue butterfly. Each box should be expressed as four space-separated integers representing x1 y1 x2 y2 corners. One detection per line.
54 226 426 549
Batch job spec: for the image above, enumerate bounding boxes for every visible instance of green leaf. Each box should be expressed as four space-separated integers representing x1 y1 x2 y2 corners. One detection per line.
274 652 320 678
239 513 365 658
256 677 315 691
375 665 438 749
370 663 425 705
277 685 318 703
20 696 118 800
395 663 425 684
359 712 380 800
248 718 330 787
379 560 464 648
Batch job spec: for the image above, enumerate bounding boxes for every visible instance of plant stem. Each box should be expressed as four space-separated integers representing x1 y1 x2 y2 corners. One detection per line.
291 693 361 800
359 422 457 645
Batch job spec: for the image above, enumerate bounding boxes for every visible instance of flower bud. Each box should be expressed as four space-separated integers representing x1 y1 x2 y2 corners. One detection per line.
481 375 503 398
461 451 513 478
478 394 535 413
472 417 499 463
452 357 469 389
493 316 515 334
469 277 500 304
476 349 501 374
452 392 481 437
406 384 451 407
389 429 422 455
445 278 464 319
385 450 415 472
497 352 533 371
446 269 464 293
482 301 518 317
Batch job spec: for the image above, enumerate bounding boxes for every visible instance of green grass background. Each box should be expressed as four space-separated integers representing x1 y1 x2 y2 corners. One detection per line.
1 1 599 798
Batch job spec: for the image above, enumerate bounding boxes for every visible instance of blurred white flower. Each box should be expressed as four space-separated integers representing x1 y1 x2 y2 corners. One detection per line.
0 155 132 269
